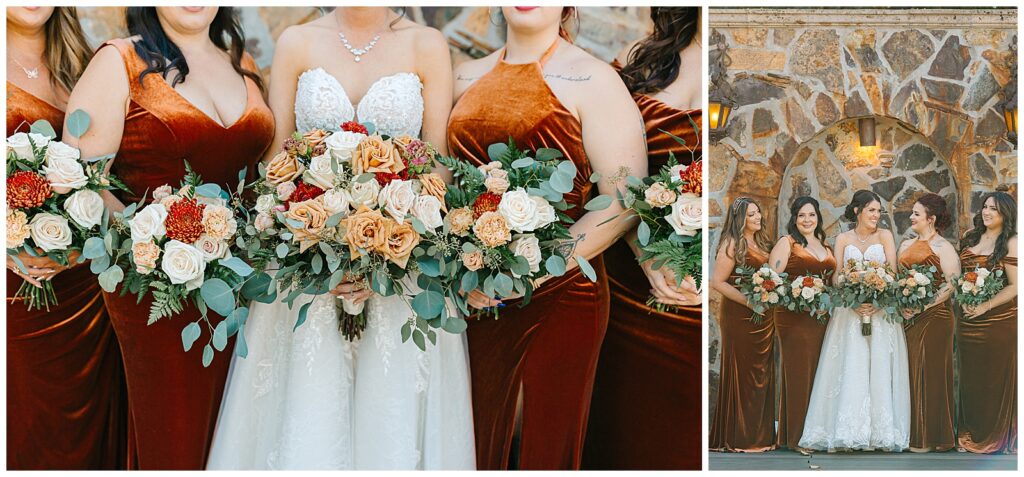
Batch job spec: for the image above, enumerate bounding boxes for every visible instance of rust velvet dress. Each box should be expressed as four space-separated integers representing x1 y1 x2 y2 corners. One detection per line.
6 82 127 470
96 39 274 469
899 240 955 451
957 249 1017 454
709 247 775 452
775 237 834 450
582 97 702 469
447 41 609 470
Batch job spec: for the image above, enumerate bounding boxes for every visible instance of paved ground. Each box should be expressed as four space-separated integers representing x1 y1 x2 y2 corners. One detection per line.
709 449 1017 471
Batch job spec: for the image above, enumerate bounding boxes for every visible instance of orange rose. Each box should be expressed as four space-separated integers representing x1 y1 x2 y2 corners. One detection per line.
266 151 305 185
418 173 448 212
392 134 414 149
353 135 405 175
284 198 329 251
343 206 387 259
302 129 330 150
376 218 420 268
461 250 485 271
964 271 978 282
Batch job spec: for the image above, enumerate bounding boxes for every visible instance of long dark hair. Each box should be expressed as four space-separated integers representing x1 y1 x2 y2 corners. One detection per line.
719 197 773 263
126 7 263 91
961 191 1017 265
787 196 828 249
619 7 698 95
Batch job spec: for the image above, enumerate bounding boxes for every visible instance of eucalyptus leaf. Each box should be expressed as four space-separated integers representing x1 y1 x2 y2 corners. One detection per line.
487 143 508 162
442 317 468 334
549 171 574 194
411 290 445 319
235 324 248 358
589 171 602 183
294 301 312 330
638 221 651 246
212 320 228 351
511 157 535 168
545 254 567 276
494 273 514 297
311 253 324 274
556 160 577 177
30 119 57 139
202 344 214 367
412 330 426 351
276 243 290 258
200 278 235 317
417 256 441 277
195 183 223 198
536 148 563 162
584 194 613 211
325 212 345 229
82 237 106 259
89 254 111 274
219 256 254 277
181 321 202 352
461 270 479 293
510 256 531 277
576 255 597 281
98 265 124 292
66 109 91 139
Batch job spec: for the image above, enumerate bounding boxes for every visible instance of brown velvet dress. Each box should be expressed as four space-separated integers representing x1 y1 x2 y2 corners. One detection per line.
582 97 702 469
899 240 955 451
6 82 128 470
775 237 834 450
97 39 274 469
710 247 775 452
957 249 1017 454
447 41 609 470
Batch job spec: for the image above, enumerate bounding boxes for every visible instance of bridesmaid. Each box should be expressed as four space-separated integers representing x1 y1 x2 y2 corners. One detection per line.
766 196 835 452
957 191 1018 454
897 193 960 452
709 197 776 452
6 6 126 470
583 7 702 470
448 7 647 470
61 7 274 469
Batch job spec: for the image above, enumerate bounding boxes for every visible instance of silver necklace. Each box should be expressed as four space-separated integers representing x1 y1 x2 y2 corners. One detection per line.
10 56 39 79
854 229 874 244
338 30 381 63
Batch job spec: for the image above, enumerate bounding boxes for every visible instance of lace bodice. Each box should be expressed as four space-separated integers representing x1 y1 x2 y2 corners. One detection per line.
294 68 424 137
845 243 887 264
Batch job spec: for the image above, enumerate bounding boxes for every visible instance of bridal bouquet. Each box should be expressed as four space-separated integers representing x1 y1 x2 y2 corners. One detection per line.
833 259 897 335
952 266 1006 313
782 274 833 323
734 263 786 323
6 113 128 310
894 264 939 321
86 163 256 367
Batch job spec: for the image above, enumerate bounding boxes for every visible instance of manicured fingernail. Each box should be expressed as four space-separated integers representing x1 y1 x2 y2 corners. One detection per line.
497 303 506 308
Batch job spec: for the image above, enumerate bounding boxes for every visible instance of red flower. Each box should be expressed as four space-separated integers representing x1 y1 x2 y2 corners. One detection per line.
679 160 702 195
165 198 206 244
964 271 978 283
762 279 777 292
374 172 402 187
340 121 369 135
802 276 816 288
6 171 52 209
286 181 326 207
472 192 502 219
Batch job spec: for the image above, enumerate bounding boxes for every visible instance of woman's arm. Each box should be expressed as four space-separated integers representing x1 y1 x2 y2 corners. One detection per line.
928 238 961 308
415 27 454 183
768 236 791 274
261 27 305 163
832 234 847 286
711 239 751 309
968 236 1018 317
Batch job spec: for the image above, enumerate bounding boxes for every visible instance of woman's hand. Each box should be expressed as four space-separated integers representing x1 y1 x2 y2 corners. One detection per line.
900 308 916 320
465 289 501 310
964 302 990 319
329 274 373 304
6 250 80 287
644 262 700 306
856 303 878 316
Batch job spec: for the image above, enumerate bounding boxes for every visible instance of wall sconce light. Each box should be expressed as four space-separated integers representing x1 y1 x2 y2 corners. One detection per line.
858 117 876 147
708 29 734 144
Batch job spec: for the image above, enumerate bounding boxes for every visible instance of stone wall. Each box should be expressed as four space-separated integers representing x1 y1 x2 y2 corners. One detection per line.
707 8 1018 419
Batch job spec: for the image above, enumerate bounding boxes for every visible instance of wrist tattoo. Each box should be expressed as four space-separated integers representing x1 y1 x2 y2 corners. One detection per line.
456 74 480 82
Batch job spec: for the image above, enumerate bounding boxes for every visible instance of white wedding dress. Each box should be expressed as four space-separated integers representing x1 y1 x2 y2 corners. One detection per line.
799 243 911 452
206 68 475 470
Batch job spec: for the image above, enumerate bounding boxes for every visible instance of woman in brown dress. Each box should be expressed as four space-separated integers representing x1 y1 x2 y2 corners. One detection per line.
957 191 1018 454
709 197 776 451
448 7 647 470
766 196 835 451
897 193 960 452
583 7 702 470
61 7 274 469
6 7 127 470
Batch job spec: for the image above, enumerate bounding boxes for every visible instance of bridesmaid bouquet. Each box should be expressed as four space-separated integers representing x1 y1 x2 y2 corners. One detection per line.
6 113 127 311
952 266 1006 312
782 274 833 323
86 163 256 367
734 263 787 323
833 259 897 335
894 264 939 320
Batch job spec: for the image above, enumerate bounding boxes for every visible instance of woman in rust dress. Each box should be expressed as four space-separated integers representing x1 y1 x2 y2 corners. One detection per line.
6 7 127 470
709 197 776 452
448 7 647 470
61 7 273 469
766 196 835 451
897 193 960 452
957 191 1018 454
583 7 702 470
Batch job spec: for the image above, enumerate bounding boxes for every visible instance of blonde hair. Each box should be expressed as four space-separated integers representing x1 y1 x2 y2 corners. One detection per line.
718 197 773 263
44 7 92 94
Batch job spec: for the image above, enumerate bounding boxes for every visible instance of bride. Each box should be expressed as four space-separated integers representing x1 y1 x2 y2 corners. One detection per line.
206 7 475 469
799 190 911 452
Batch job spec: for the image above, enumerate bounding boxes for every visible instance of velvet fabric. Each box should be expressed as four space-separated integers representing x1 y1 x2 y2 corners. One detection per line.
709 247 775 452
448 41 609 470
582 96 702 469
96 39 274 469
774 237 834 449
957 250 1017 454
6 82 128 470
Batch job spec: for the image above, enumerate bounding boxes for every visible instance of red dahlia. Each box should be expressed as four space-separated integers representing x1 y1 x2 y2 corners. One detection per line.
762 279 777 292
802 276 816 288
6 171 52 209
164 198 206 243
374 172 402 187
340 121 369 135
679 160 702 195
472 192 502 219
964 271 978 282
286 181 325 206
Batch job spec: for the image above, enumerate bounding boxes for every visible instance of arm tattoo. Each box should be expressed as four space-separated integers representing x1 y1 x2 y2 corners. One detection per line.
544 73 592 82
456 74 480 82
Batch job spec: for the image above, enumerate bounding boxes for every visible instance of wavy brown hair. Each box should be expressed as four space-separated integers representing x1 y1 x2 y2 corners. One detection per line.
43 7 92 94
619 7 698 95
961 191 1017 265
719 197 773 263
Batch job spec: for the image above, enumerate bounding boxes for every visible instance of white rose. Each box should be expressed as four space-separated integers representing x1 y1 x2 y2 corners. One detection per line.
321 188 352 217
254 213 275 232
63 189 105 229
303 154 337 190
255 194 276 215
752 274 764 285
377 179 416 222
341 296 366 315
498 188 540 233
276 182 297 200
7 132 50 160
44 140 81 165
130 203 168 243
29 213 73 251
917 287 927 298
194 234 231 262
161 240 207 290
42 156 89 194
152 184 173 202
668 164 686 183
912 273 930 286
961 282 973 293
767 292 779 304
801 286 816 301
325 130 366 163
531 195 558 228
509 234 542 277
666 193 701 237
349 178 381 208
410 195 443 231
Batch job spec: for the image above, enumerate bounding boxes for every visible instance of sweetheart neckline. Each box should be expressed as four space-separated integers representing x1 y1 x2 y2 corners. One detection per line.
298 67 421 117
844 242 885 259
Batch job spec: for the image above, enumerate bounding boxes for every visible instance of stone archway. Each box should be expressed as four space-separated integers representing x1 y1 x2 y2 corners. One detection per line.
778 115 961 245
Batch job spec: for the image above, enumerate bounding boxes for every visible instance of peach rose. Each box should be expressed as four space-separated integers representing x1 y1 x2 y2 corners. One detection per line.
418 173 448 212
284 198 329 251
644 182 677 208
266 151 305 185
343 206 388 259
473 211 511 248
131 240 161 274
484 169 511 195
353 135 404 175
461 250 484 272
302 129 330 153
201 204 238 240
377 218 421 268
392 134 414 149
445 207 474 236
6 209 31 248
